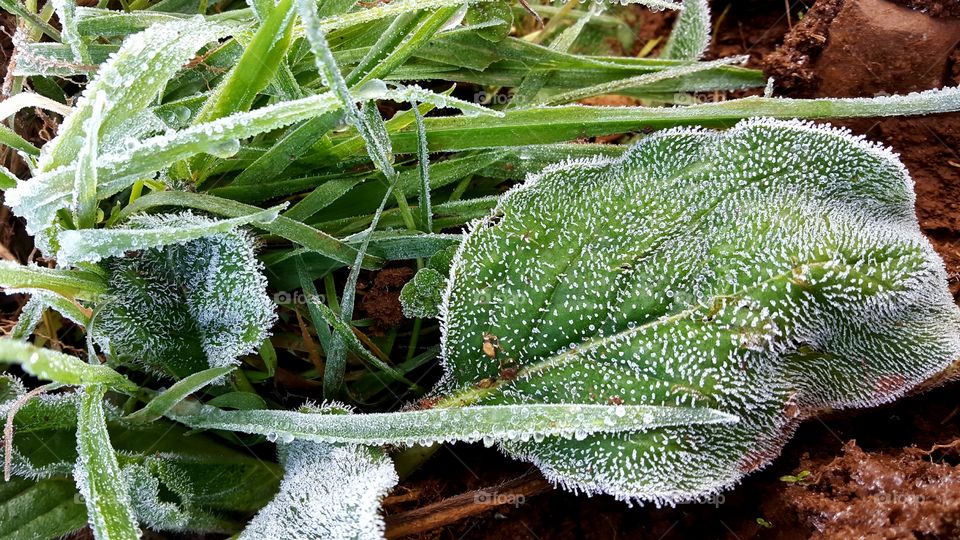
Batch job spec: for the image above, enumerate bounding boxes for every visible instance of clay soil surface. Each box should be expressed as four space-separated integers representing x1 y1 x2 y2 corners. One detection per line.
385 1 960 538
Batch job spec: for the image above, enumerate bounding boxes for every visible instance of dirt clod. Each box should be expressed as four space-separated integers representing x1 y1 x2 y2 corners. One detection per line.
360 267 415 331
785 441 960 539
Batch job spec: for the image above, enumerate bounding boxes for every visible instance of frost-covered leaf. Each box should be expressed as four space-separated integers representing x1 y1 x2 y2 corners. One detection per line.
400 268 445 319
239 441 397 540
439 118 960 504
37 17 236 172
74 385 141 539
0 476 87 539
58 206 282 266
0 260 106 300
0 339 135 391
661 0 710 60
92 213 276 379
172 402 736 446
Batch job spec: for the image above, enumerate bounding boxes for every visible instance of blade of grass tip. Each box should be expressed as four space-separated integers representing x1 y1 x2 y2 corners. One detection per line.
75 385 141 540
0 339 136 392
661 0 710 60
296 0 403 397
9 296 45 340
0 260 106 300
0 0 61 41
73 90 104 230
297 255 333 352
125 366 235 423
413 103 432 233
52 0 90 63
0 123 40 158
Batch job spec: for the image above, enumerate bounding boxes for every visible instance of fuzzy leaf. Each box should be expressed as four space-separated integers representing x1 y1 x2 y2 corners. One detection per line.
239 441 397 540
400 267 444 319
92 213 276 379
439 118 960 504
0 476 87 539
661 0 710 60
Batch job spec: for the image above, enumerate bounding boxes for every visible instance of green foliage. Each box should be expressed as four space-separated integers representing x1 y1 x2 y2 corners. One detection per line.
438 119 960 503
1 0 959 537
400 267 445 318
92 213 276 379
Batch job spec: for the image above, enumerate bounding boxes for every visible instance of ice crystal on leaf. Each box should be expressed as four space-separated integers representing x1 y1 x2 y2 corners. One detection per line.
240 441 397 540
439 118 960 505
92 213 276 379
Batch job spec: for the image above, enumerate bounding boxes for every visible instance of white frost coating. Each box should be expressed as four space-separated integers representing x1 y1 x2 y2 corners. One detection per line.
93 213 277 378
57 206 283 266
661 0 711 60
439 118 960 505
240 441 397 540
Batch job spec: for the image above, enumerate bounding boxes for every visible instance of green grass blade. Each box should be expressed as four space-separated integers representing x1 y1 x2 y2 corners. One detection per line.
126 366 235 423
0 123 40 158
193 0 294 125
413 104 432 233
0 261 106 300
72 90 104 230
378 87 960 153
540 55 747 105
75 385 140 540
282 178 362 222
38 17 238 172
0 340 135 392
306 294 421 390
58 205 282 266
0 0 61 40
52 0 90 63
171 403 738 445
117 191 382 268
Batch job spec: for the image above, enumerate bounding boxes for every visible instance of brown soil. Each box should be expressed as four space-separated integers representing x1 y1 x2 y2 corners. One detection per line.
360 267 415 332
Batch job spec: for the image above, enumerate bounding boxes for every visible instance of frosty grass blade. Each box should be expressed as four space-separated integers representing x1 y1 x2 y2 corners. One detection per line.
439 118 960 504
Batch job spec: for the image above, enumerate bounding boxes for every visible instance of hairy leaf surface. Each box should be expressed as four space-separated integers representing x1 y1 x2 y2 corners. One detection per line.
239 441 397 540
439 118 960 503
93 213 276 379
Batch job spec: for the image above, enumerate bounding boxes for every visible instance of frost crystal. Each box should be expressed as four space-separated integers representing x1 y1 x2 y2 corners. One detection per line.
439 118 960 504
93 213 276 378
240 441 397 540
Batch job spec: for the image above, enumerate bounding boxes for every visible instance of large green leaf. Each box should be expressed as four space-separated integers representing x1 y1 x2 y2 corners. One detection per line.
92 213 276 379
438 118 960 504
